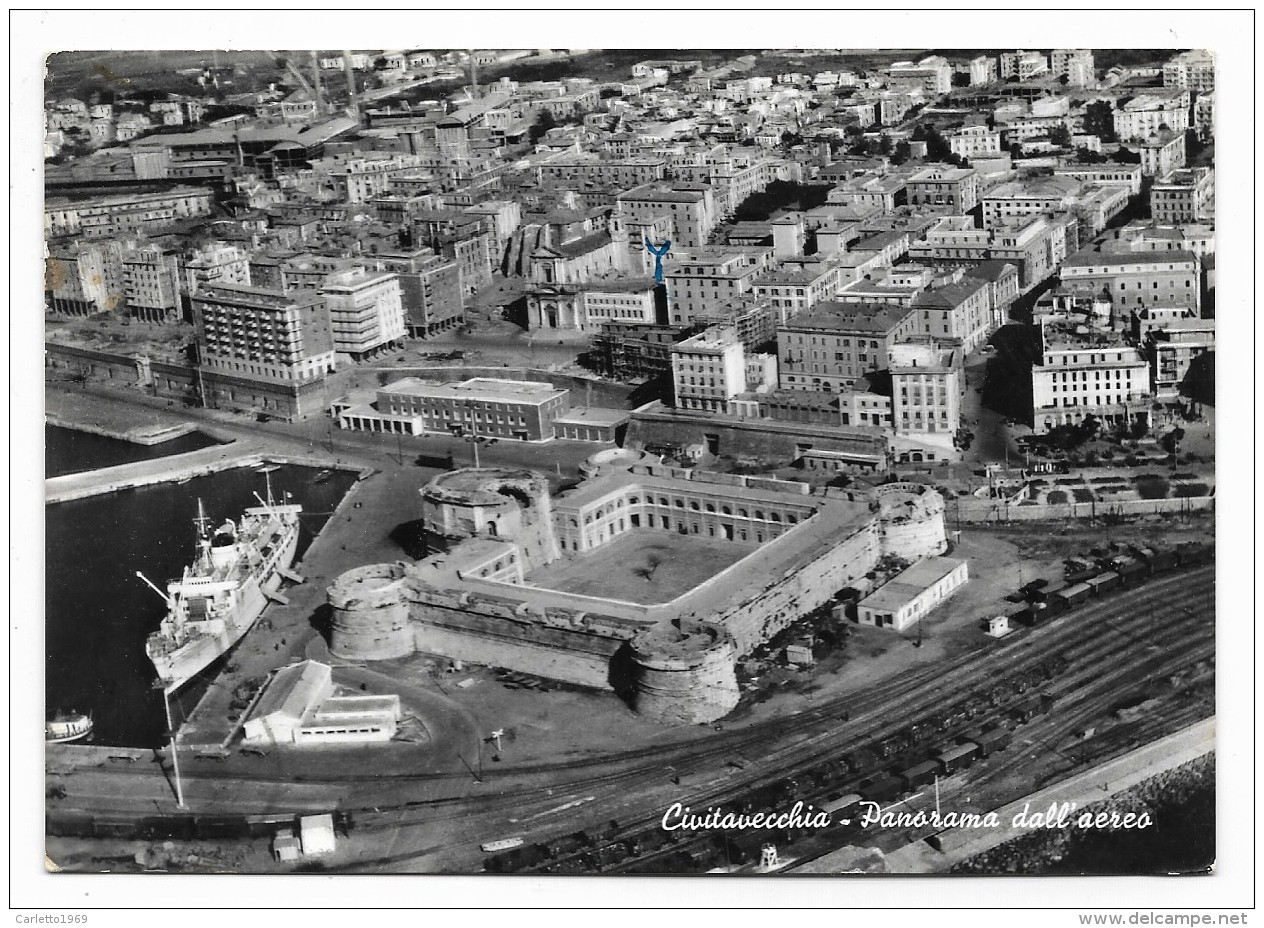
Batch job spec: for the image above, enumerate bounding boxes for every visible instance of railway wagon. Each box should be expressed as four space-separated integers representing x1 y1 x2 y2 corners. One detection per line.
484 843 545 873
542 832 587 858
1138 547 1177 574
896 759 940 791
1086 571 1121 595
1010 692 1054 724
1116 558 1148 585
861 773 905 804
1052 582 1092 609
973 727 1013 758
821 793 864 822
936 742 980 776
1176 542 1213 566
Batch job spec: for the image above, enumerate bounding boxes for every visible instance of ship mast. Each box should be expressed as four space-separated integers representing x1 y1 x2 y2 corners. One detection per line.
194 498 213 565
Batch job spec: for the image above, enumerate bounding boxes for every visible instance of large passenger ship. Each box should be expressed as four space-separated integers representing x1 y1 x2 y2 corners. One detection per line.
144 480 302 693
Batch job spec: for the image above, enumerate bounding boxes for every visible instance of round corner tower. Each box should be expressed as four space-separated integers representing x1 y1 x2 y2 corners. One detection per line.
874 482 948 560
328 563 415 660
419 468 560 572
629 619 740 726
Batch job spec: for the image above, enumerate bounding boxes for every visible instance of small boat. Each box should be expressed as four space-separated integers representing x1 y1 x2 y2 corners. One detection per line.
257 464 280 474
46 711 93 744
176 476 193 486
311 469 333 484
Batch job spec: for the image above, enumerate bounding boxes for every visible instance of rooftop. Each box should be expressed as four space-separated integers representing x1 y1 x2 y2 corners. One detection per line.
786 302 914 334
379 377 568 403
1062 249 1199 269
858 557 965 613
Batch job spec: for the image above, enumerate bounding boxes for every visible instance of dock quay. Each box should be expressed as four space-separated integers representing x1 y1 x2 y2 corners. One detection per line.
44 441 268 504
46 412 198 446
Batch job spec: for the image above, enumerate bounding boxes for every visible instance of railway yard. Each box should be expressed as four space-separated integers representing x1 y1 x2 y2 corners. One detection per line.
46 537 1215 875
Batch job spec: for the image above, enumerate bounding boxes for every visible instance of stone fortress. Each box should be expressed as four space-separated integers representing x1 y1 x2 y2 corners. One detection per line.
327 451 948 725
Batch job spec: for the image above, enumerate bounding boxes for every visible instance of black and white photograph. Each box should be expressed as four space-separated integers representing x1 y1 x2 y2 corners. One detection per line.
12 7 1253 922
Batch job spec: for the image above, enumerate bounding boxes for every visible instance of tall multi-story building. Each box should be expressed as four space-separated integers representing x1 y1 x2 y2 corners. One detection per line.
1163 50 1215 93
663 249 772 325
1059 249 1201 314
122 245 184 323
318 268 407 361
185 242 252 297
370 248 465 337
1000 50 1049 82
969 55 998 86
1193 92 1215 141
777 302 918 393
1133 132 1187 177
752 258 842 321
1145 320 1215 400
616 182 720 249
909 272 993 353
193 283 337 383
886 56 953 96
905 166 981 213
1050 49 1095 87
889 341 962 457
1031 328 1152 434
45 240 128 317
671 326 747 412
1150 168 1215 224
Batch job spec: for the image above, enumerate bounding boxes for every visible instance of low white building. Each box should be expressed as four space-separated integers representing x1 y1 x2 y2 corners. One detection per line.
242 660 401 746
856 556 968 632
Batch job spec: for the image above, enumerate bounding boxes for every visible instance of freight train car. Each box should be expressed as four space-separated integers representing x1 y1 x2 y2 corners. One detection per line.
973 726 1013 758
1086 571 1121 595
1051 582 1092 609
861 773 905 804
936 742 980 775
897 760 940 791
1116 558 1148 585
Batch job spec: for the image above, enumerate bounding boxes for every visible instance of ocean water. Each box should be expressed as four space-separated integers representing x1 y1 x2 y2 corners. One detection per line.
45 430 357 747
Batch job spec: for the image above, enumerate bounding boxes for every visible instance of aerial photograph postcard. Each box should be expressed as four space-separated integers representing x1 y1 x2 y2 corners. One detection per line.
32 25 1235 900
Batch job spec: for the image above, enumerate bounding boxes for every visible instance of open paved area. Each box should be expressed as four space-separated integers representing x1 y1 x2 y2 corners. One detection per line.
523 530 759 604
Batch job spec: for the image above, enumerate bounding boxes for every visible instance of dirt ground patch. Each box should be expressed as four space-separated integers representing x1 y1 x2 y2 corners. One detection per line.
523 530 758 604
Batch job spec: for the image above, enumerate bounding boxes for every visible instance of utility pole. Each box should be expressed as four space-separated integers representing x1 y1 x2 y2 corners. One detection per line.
164 690 186 809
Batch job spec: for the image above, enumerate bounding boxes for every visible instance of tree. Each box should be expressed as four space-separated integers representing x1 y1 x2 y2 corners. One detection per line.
891 140 912 165
1083 100 1117 142
1048 125 1073 148
528 109 557 145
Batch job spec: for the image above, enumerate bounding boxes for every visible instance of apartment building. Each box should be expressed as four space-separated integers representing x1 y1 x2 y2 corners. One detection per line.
905 166 981 213
616 182 719 249
1150 168 1215 224
999 51 1049 81
1134 133 1187 178
777 302 918 393
664 249 772 325
1113 93 1190 141
671 326 747 413
319 267 407 361
370 248 465 337
1146 320 1215 400
753 258 842 320
122 245 184 323
909 273 993 352
45 187 213 238
193 283 337 383
948 125 1002 161
1162 50 1215 93
1031 330 1152 434
889 341 962 456
1059 249 1200 313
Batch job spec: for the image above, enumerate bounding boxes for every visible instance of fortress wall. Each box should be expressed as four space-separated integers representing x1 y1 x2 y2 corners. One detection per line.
716 523 881 655
411 605 626 689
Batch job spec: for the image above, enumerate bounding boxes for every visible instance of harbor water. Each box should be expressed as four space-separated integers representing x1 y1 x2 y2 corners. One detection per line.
45 424 220 478
46 429 357 747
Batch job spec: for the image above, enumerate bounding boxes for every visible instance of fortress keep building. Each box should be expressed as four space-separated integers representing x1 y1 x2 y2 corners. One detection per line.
327 454 947 725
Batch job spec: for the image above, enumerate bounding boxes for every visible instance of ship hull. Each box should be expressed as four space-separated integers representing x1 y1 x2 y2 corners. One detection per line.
148 515 300 694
